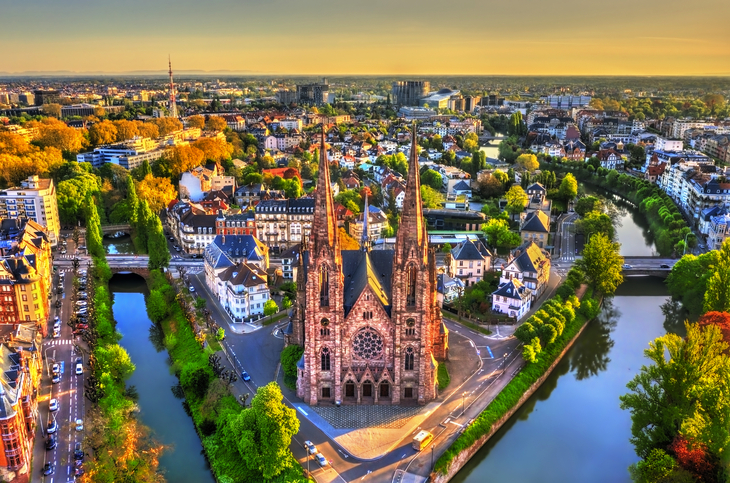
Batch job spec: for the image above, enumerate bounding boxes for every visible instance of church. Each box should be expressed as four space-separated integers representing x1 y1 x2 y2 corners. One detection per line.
290 128 448 406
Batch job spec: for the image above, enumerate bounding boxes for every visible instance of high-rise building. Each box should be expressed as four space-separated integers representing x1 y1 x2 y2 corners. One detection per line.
392 81 430 106
33 89 60 106
0 176 60 246
296 79 329 106
291 128 448 406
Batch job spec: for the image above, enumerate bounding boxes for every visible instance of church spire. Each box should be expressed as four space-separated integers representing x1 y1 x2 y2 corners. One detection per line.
361 190 370 251
394 123 427 265
311 125 339 254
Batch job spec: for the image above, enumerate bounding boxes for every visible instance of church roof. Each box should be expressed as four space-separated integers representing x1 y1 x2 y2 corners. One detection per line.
342 250 393 316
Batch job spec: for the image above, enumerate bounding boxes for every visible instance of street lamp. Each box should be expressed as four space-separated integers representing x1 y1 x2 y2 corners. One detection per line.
683 231 692 256
461 391 467 415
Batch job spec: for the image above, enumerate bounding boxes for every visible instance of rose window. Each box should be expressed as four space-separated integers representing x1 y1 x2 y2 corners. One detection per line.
352 327 384 360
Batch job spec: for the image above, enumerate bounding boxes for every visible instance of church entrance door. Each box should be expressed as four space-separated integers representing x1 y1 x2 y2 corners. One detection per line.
362 382 373 398
380 382 390 398
345 382 355 399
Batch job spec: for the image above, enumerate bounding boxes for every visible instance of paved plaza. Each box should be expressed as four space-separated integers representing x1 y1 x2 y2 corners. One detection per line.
310 404 426 429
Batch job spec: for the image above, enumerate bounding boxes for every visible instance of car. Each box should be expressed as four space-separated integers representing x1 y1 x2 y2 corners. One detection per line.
78 245 86 250
74 442 84 460
241 370 251 382
74 467 85 477
75 358 83 375
49 398 59 412
52 363 60 374
42 463 55 475
52 328 61 338
315 453 328 467
304 440 317 455
55 300 62 308
54 315 60 323
75 418 84 431
53 320 61 330
189 285 195 292
52 373 61 384
47 419 58 434
168 236 174 241
45 435 57 450
78 293 88 300
76 324 89 330
660 264 670 269
622 264 633 269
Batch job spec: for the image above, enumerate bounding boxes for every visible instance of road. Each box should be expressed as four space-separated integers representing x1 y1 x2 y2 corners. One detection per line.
33 257 86 482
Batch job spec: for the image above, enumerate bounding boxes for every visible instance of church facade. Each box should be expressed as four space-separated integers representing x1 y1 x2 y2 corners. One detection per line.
292 129 448 406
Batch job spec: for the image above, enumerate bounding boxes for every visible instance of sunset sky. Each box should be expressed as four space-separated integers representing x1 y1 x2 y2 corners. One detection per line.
1 0 729 75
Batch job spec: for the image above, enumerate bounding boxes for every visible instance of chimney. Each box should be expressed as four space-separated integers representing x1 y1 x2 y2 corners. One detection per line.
222 235 226 245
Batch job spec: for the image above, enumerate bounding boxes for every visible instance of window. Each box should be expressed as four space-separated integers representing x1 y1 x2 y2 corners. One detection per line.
320 318 330 336
319 266 329 307
21 295 27 302
405 318 416 336
321 347 331 371
406 265 416 306
321 387 331 398
404 347 414 370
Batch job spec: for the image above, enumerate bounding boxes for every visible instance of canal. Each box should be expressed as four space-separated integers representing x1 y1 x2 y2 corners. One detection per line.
109 274 215 483
103 233 136 255
453 186 669 482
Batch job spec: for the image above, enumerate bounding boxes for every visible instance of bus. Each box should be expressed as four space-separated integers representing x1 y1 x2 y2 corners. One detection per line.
412 430 434 451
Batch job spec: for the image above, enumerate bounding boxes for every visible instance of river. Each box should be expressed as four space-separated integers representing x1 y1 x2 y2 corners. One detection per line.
109 274 215 483
452 189 670 481
103 233 136 255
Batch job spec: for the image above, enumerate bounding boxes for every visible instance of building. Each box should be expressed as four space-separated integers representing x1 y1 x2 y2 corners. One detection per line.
215 210 256 237
292 130 448 406
491 278 531 320
60 104 125 117
499 241 551 301
33 89 60 105
423 209 486 231
281 244 301 280
436 273 464 307
541 95 591 109
392 81 430 106
707 212 730 251
0 324 43 481
254 198 315 251
449 238 492 287
296 79 329 106
519 210 550 248
167 202 217 254
349 204 389 242
420 89 460 110
0 176 60 246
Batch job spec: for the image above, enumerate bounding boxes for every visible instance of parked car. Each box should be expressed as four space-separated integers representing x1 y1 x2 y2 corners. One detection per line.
52 328 61 338
42 463 55 475
74 467 85 477
49 398 59 412
241 370 251 382
315 453 328 466
74 442 84 460
52 363 60 374
189 286 195 292
52 373 61 384
47 419 58 434
75 358 83 375
45 436 57 451
304 440 317 455
660 264 670 269
622 264 633 269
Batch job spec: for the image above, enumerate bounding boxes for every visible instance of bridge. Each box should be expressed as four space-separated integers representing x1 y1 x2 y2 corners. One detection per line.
620 257 674 277
478 134 508 143
100 224 132 235
54 254 204 278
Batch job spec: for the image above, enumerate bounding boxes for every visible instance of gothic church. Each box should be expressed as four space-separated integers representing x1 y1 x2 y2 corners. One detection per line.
291 127 448 406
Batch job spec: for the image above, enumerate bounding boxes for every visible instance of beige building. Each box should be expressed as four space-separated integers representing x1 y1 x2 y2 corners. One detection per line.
0 176 60 246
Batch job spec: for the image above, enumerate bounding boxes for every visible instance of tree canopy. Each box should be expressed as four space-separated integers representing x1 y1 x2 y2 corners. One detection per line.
577 233 623 295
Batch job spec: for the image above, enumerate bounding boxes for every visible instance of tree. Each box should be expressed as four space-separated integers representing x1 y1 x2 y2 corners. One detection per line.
146 289 169 322
577 233 623 296
576 210 615 240
112 119 139 141
421 169 443 190
338 227 360 250
504 185 528 220
264 299 278 317
151 117 183 136
41 103 62 118
620 323 730 464
30 118 86 154
420 185 444 209
704 239 730 314
88 120 118 146
574 196 603 217
280 345 304 378
558 173 578 202
192 137 234 163
462 132 479 152
147 216 170 270
187 115 205 129
162 145 205 180
516 153 539 173
95 344 136 382
206 116 228 131
135 174 177 213
136 121 160 139
180 361 212 400
222 382 300 480
667 251 720 318
482 218 522 249
697 311 730 349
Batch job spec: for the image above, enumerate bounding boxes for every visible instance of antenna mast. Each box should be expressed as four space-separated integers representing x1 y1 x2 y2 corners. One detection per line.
168 56 177 118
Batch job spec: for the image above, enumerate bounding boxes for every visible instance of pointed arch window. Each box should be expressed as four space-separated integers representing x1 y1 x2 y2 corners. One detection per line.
404 347 415 371
321 347 331 371
406 264 417 306
319 265 329 307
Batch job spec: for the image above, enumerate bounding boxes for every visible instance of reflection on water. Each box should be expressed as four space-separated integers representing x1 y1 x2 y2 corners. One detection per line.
452 279 670 483
103 234 136 254
109 274 214 483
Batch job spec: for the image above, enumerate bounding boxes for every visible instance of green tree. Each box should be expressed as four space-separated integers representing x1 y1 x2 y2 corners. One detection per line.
146 289 169 322
619 323 730 461
504 185 528 220
576 210 615 240
180 361 213 400
264 299 278 316
442 243 452 253
125 174 139 225
668 251 721 318
223 382 300 480
280 345 304 378
147 215 170 270
420 185 444 209
558 173 578 202
95 344 136 382
704 239 730 314
421 169 443 190
574 196 603 217
578 233 623 296
482 218 521 249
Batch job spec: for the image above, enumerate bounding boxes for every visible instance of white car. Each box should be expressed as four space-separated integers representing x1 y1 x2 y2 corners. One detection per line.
189 286 195 292
75 358 83 375
49 398 59 412
52 328 61 338
315 453 328 467
75 418 84 431
52 363 60 374
304 440 317 455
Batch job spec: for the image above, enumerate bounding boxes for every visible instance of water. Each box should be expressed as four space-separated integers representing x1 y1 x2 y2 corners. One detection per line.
452 277 672 482
109 274 214 483
583 185 658 256
103 234 136 254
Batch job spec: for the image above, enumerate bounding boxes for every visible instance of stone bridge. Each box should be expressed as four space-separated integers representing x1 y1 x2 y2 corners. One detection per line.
100 224 132 235
107 255 150 277
621 256 676 278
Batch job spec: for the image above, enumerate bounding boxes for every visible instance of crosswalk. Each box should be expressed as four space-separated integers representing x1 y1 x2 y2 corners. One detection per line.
45 339 74 346
56 254 80 260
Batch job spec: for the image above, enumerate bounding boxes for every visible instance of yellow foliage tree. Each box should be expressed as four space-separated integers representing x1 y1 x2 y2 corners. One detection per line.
113 120 139 141
338 227 360 250
88 120 118 146
27 118 86 154
135 174 177 212
191 138 233 163
163 145 205 180
205 116 228 132
0 131 33 156
152 118 183 137
136 121 160 139
187 115 205 129
0 148 64 187
40 103 62 118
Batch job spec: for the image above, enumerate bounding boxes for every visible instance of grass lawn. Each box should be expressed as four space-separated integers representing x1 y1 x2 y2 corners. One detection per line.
447 316 493 336
261 312 288 326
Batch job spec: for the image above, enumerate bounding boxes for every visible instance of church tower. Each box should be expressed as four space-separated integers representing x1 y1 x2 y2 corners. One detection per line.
391 125 444 404
300 128 344 405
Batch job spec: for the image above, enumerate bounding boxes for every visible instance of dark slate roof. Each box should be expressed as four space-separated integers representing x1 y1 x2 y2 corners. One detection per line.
521 210 550 233
210 234 267 263
451 238 491 261
526 182 546 193
492 279 530 300
341 250 393 316
218 261 267 287
296 354 305 370
452 180 471 191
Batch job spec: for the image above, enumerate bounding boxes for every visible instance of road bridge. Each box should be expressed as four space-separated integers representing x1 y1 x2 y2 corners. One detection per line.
478 134 508 142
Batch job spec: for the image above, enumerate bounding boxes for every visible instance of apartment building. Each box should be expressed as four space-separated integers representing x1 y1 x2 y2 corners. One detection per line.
0 176 60 246
707 212 730 251
254 198 315 251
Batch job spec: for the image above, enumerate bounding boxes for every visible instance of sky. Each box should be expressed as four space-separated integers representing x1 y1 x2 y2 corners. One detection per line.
1 0 729 76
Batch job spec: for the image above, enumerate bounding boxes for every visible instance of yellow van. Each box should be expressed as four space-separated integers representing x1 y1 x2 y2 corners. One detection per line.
412 430 434 451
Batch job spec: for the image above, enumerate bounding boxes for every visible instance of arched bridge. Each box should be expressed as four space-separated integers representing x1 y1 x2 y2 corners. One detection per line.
100 224 132 235
107 255 150 277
